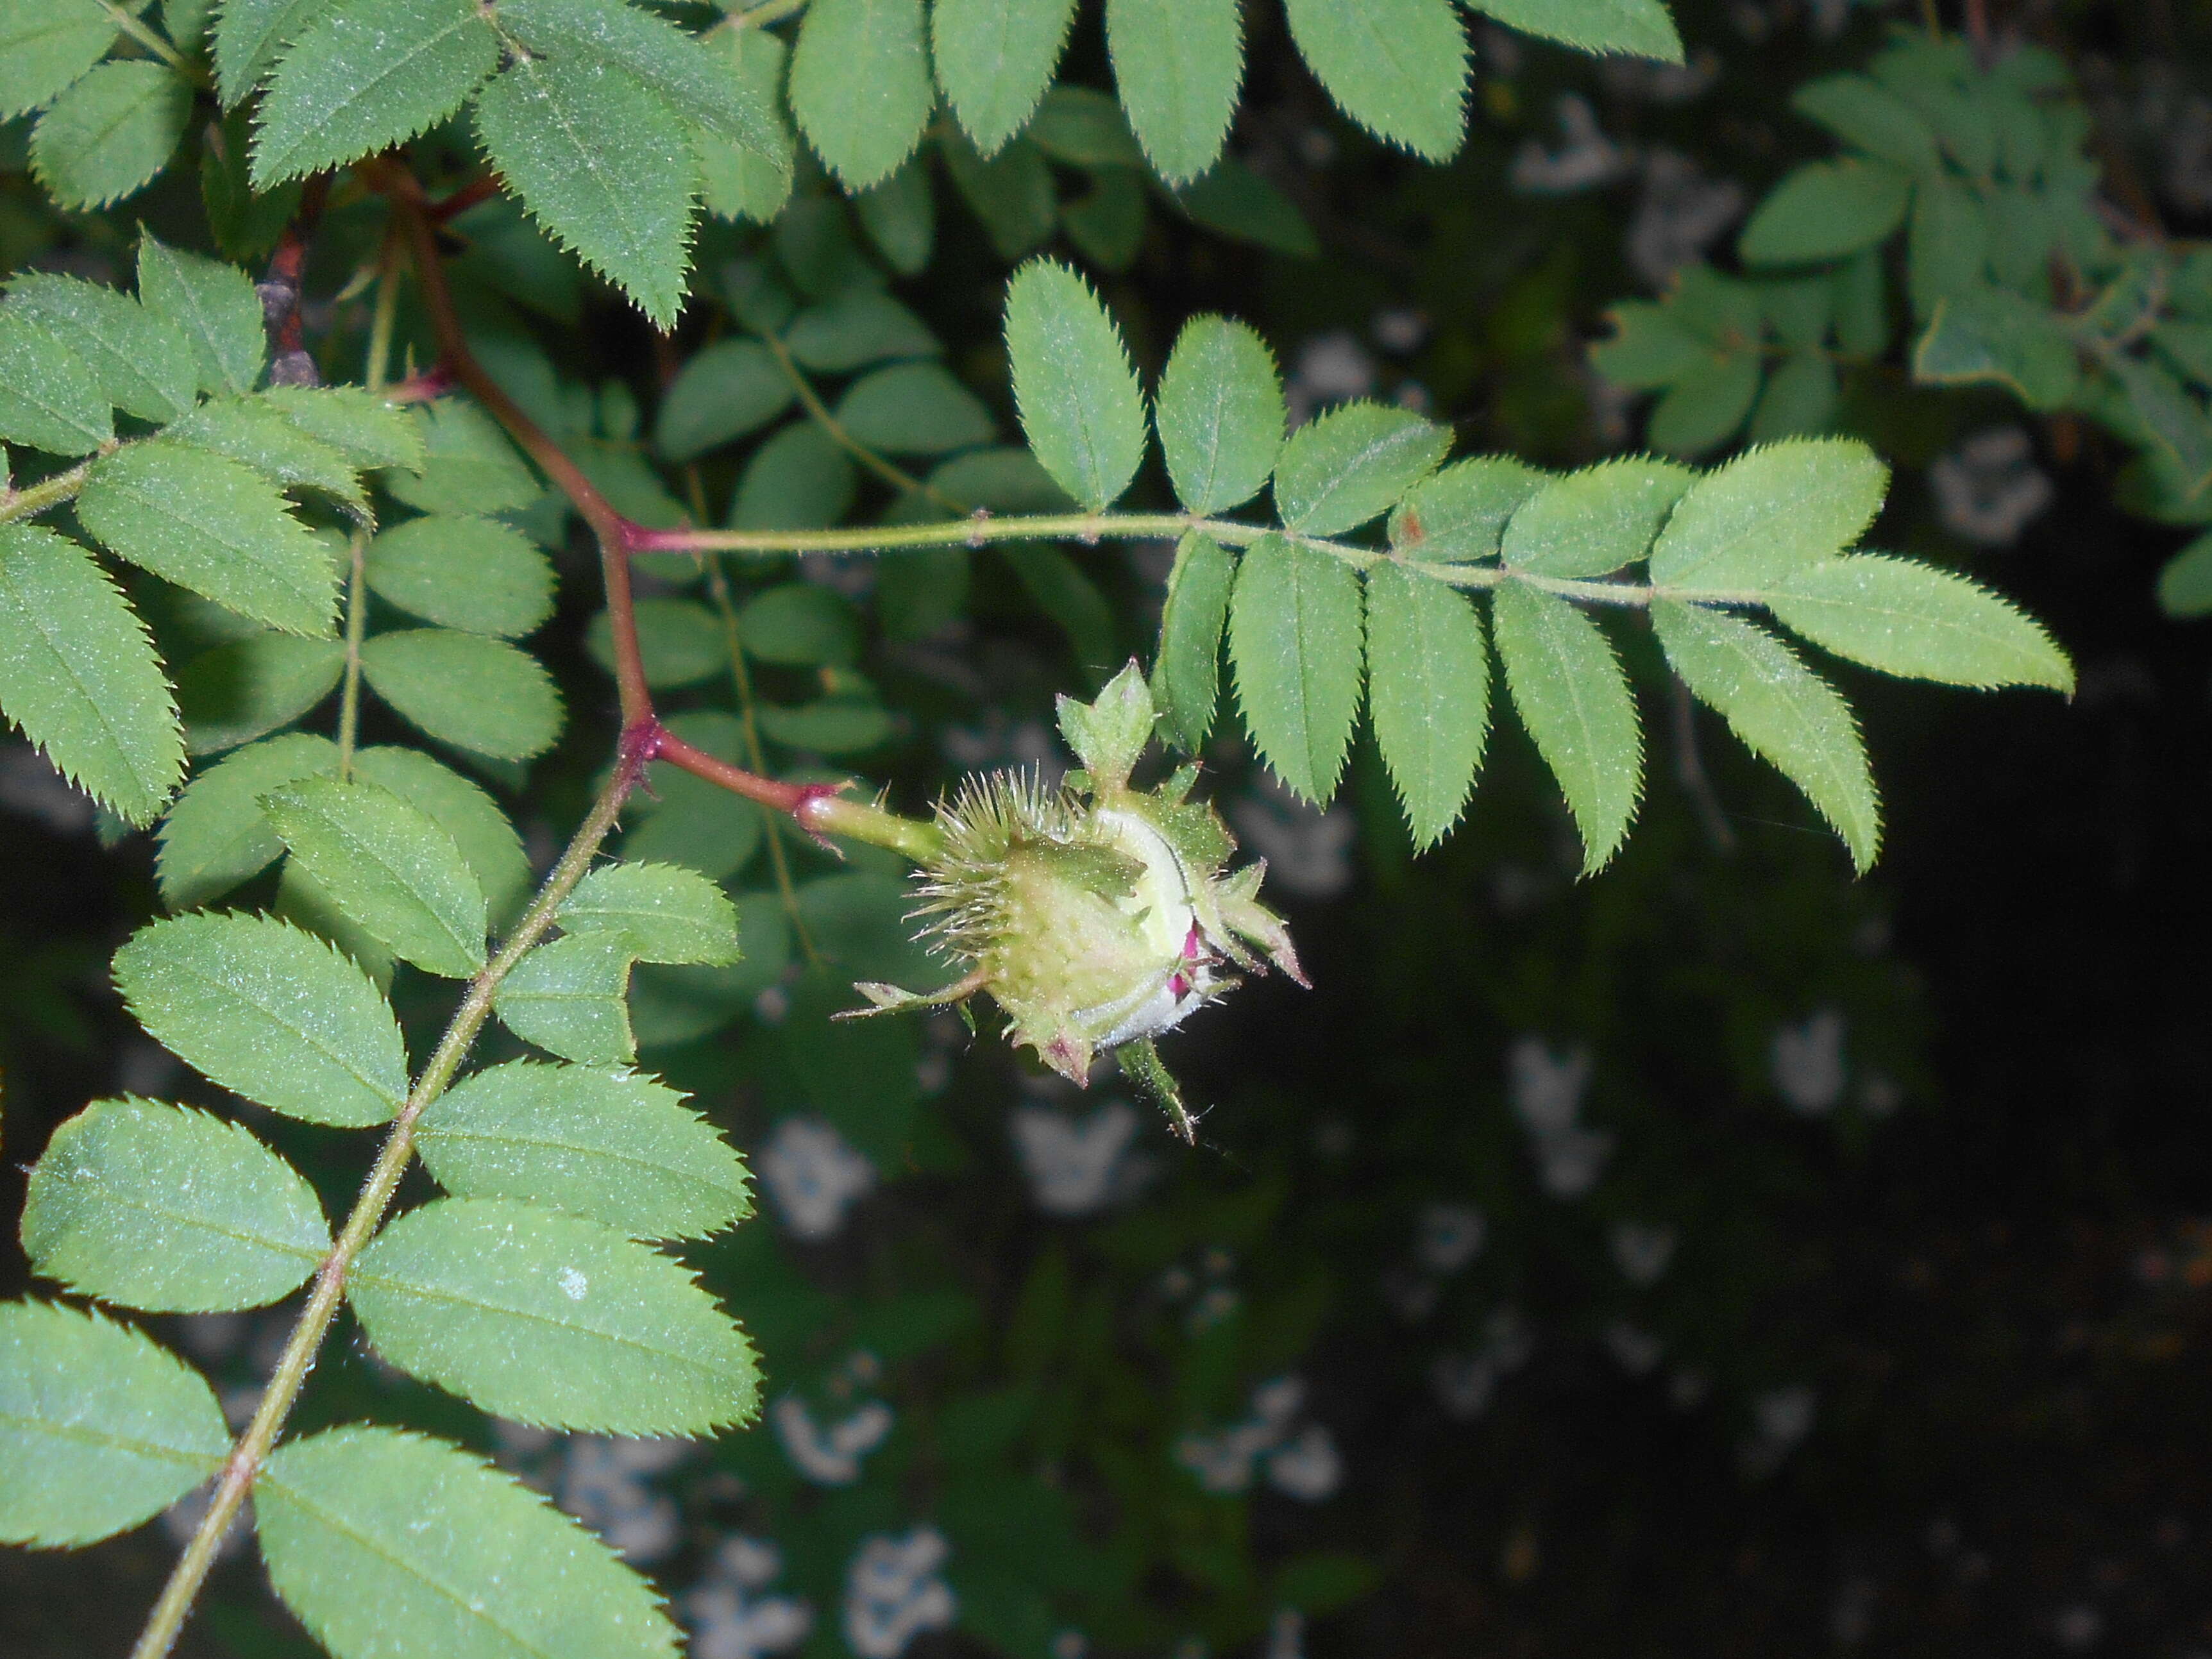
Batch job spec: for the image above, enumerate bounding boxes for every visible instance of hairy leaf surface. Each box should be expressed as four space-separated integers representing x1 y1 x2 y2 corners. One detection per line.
1106 0 1242 184
156 732 338 910
1500 457 1691 578
30 61 190 210
137 233 266 397
1284 0 1469 161
1469 0 1682 62
1650 437 1886 589
1768 555 2074 691
1156 316 1284 515
1490 580 1642 873
558 862 741 965
4 271 195 424
789 0 934 190
1004 260 1147 510
494 932 636 1065
1273 403 1449 535
1367 563 1489 849
360 629 564 761
1230 532 1364 802
366 516 555 638
934 0 1078 156
1390 457 1548 563
0 0 116 120
1155 530 1235 752
0 310 113 455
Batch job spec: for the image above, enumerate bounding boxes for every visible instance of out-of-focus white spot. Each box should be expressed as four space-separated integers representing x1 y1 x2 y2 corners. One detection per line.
757 1115 875 1240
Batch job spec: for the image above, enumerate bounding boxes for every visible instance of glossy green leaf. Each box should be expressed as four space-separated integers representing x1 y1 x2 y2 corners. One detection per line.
495 932 636 1065
1740 158 1912 267
1273 402 1449 535
654 338 791 462
1284 0 1469 161
22 1098 329 1311
1154 530 1235 752
835 361 997 455
738 582 861 666
559 861 740 965
257 1426 682 1659
788 0 934 191
177 633 346 755
77 441 338 637
113 911 410 1127
0 525 182 827
1389 456 1548 563
137 232 266 398
1469 0 1682 62
251 0 499 187
419 1061 750 1239
166 396 367 509
1501 457 1692 578
360 628 564 761
1653 600 1878 870
0 310 113 456
4 271 195 424
1229 532 1364 802
1490 579 1641 874
933 0 1077 155
1367 562 1489 850
30 61 190 210
0 1302 228 1548
473 51 698 330
366 516 555 638
1004 259 1147 511
1649 437 1887 589
258 385 426 472
0 0 115 121
348 1198 760 1433
350 745 531 928
382 398 540 516
156 731 338 910
1767 555 2074 692
1156 316 1285 515
2156 529 2212 619
213 0 334 106
264 776 488 978
943 128 1058 261
1106 0 1243 185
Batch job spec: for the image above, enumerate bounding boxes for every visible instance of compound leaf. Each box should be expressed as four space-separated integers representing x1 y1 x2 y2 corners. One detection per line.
1467 0 1682 62
347 1198 760 1433
4 270 196 424
366 516 555 639
22 1098 328 1312
1500 457 1692 578
1156 316 1284 515
1653 600 1879 870
1285 0 1469 162
1273 402 1449 536
1229 532 1363 802
494 932 636 1065
30 61 190 210
257 1426 682 1659
251 0 499 187
933 0 1079 156
112 911 410 1127
1105 0 1242 185
1367 562 1489 850
419 1060 750 1240
1767 555 2074 692
1154 530 1235 752
359 629 564 761
0 1302 228 1548
1649 437 1887 589
1004 258 1147 511
788 0 934 191
137 232 266 397
1490 579 1641 873
0 525 183 827
0 0 116 121
558 861 740 965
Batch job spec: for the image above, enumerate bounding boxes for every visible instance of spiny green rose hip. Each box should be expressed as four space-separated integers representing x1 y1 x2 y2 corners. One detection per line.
849 664 1304 1140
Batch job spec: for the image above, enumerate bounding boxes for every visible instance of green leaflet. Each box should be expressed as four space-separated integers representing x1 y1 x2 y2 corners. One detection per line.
1767 555 2075 692
1390 456 1549 563
933 0 1079 156
495 932 636 1065
1490 580 1642 874
257 1427 682 1659
178 633 346 755
943 128 1058 262
382 398 540 516
1500 457 1692 578
0 0 115 121
836 361 997 455
258 385 424 471
348 1198 761 1434
473 51 698 330
1106 0 1243 185
1652 600 1879 870
1273 402 1449 536
853 157 936 274
1469 0 1682 62
1004 259 1148 511
1739 157 1914 267
77 440 339 637
0 309 113 456
22 1098 329 1312
1229 532 1364 802
1366 563 1489 850
623 714 764 882
366 516 555 638
1747 351 1838 442
1650 437 1887 589
1154 530 1235 752
1004 543 1117 682
498 0 783 161
558 861 741 965
586 597 727 689
137 232 267 398
360 628 564 761
699 26 796 225
653 337 791 462
4 270 196 424
1063 166 1147 271
2157 529 2212 619
167 396 368 510
0 525 183 827
784 289 940 374
1172 156 1320 258
264 776 489 979
419 1060 750 1239
156 731 339 910
213 0 333 107
250 0 499 188
737 582 861 666
629 893 789 1047
350 745 531 929
0 1302 228 1548
755 695 896 754
1284 0 1469 162
30 60 190 210
1791 74 1942 173
280 856 395 989
114 911 410 1127
788 0 935 191
1648 352 1762 458
1156 316 1285 515
1029 85 1147 168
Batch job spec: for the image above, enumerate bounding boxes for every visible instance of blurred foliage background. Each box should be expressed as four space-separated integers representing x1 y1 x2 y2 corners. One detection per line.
5 0 2212 1655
